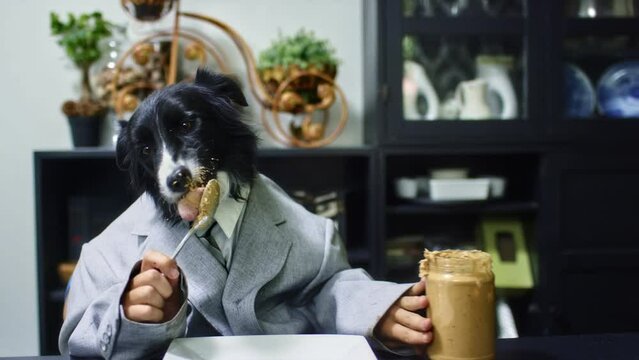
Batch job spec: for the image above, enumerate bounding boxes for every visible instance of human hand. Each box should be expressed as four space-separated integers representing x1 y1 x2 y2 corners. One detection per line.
374 280 432 355
177 187 204 222
122 250 183 323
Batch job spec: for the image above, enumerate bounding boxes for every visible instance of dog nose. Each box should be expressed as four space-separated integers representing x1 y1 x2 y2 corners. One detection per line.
167 166 192 193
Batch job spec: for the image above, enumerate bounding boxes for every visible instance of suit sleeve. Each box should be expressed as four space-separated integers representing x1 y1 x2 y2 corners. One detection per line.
309 220 413 337
58 242 189 360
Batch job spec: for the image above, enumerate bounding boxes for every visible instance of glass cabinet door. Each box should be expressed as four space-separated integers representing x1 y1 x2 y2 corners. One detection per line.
551 0 639 141
383 0 541 144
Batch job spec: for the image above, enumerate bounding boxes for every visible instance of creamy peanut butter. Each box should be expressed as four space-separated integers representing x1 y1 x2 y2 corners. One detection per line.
420 249 495 360
194 178 220 229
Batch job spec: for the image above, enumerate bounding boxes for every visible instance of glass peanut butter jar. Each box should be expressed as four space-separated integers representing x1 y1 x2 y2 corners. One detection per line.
419 249 495 360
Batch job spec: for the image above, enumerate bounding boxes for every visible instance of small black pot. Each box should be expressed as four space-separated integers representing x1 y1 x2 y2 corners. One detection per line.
67 115 102 147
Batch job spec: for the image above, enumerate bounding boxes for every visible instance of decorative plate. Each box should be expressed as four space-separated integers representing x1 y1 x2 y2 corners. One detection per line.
597 61 639 118
564 63 595 118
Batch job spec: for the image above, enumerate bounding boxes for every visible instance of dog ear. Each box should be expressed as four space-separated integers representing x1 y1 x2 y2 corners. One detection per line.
195 68 248 107
115 120 130 170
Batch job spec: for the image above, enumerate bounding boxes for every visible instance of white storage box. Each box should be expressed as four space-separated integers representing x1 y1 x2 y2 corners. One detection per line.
429 178 490 201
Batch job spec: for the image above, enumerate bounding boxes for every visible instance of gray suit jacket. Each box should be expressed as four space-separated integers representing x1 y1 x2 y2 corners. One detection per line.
59 175 411 359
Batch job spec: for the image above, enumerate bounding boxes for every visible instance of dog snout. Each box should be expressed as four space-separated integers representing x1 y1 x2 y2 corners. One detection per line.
167 166 192 193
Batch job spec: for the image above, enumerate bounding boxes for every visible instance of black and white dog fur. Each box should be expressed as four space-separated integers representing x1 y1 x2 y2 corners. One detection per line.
116 69 258 222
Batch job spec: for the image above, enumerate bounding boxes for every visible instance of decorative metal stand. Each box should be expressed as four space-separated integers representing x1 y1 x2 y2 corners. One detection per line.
113 0 349 148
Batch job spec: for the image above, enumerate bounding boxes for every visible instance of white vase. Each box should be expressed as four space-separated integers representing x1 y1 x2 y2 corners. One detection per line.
476 55 518 120
403 60 440 120
456 79 492 120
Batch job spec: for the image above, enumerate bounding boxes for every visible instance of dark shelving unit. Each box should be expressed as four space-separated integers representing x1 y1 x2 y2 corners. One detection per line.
376 0 639 338
35 150 135 355
563 18 639 35
34 147 377 355
387 201 539 215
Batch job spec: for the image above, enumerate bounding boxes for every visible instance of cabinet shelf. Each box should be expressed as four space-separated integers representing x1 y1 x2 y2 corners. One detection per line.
36 147 375 159
387 200 538 215
403 117 527 122
564 50 639 61
387 119 538 145
35 148 118 159
404 17 525 35
563 18 639 35
259 147 374 157
564 117 639 122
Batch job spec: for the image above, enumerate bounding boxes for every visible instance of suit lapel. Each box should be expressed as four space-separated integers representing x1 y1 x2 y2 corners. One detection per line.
223 175 292 335
142 203 233 335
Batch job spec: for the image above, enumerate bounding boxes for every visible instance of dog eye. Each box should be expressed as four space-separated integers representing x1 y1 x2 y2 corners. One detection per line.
141 146 152 156
180 121 192 131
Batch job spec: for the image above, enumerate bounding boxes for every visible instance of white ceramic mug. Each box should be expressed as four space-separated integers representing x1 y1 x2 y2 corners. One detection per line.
455 79 493 120
395 177 419 199
483 176 507 198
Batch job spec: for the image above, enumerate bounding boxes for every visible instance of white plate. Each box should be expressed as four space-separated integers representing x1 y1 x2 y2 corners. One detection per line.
164 334 376 360
564 63 595 118
597 61 639 118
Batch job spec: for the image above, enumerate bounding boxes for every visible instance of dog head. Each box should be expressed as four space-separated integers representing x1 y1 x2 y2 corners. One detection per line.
116 69 258 221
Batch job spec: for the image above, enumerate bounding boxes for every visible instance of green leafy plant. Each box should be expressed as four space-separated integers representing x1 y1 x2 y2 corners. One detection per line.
403 36 418 61
258 29 339 71
50 11 112 116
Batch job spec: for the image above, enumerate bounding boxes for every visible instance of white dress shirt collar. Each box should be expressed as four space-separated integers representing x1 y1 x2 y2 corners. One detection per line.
213 171 250 239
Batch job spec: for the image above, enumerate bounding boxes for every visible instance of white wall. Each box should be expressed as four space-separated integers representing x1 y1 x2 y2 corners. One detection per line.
0 0 363 355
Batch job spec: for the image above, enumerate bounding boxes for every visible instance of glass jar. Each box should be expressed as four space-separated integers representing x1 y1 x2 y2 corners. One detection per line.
419 249 495 360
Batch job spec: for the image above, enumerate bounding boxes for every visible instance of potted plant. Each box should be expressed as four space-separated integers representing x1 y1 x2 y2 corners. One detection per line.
50 11 112 147
258 29 339 110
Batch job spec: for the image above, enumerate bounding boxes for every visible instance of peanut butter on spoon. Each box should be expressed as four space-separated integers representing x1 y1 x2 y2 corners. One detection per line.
171 179 221 259
194 178 220 232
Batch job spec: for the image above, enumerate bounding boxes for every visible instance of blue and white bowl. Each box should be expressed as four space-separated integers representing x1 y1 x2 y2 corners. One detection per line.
597 61 639 118
564 63 596 118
